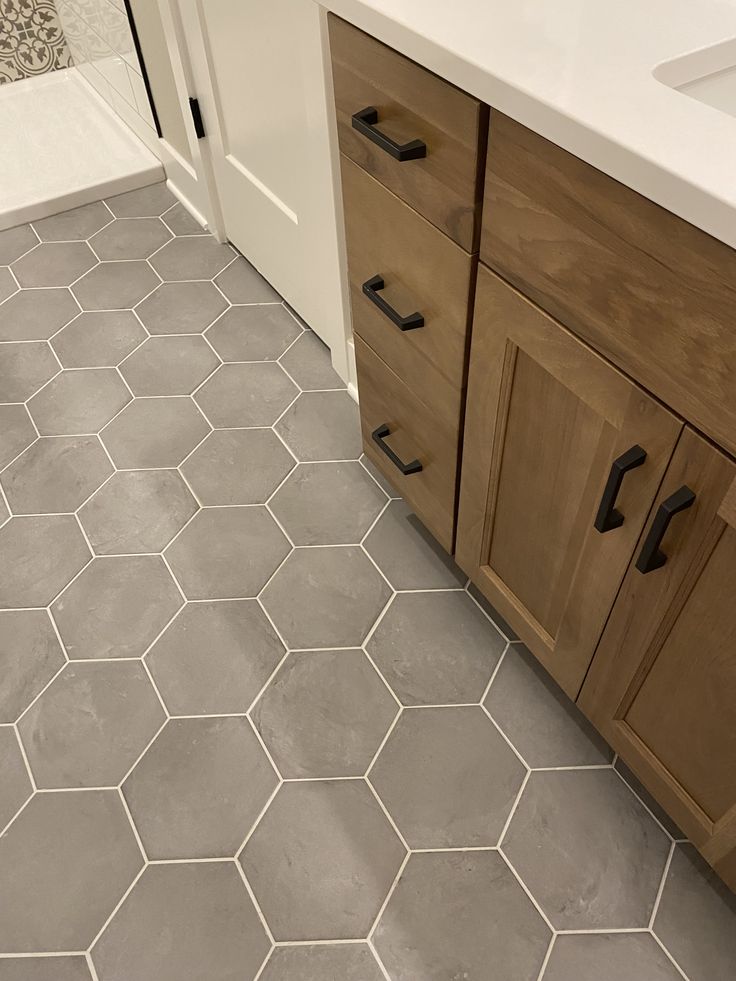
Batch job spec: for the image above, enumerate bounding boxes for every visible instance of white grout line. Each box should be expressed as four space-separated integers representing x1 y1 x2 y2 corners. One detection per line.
498 847 557 934
651 929 692 980
367 850 410 943
649 840 676 930
534 934 556 981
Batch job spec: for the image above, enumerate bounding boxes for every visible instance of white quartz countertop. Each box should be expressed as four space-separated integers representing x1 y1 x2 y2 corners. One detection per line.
320 0 736 249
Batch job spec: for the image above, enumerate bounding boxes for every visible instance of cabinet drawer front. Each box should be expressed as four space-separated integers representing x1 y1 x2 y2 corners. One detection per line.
328 14 487 251
355 335 457 551
342 155 473 427
457 265 682 697
481 112 736 457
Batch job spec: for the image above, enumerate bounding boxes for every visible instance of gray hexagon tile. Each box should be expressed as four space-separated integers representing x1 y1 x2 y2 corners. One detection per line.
101 397 209 468
0 341 59 402
366 591 506 705
261 546 391 649
51 311 147 368
51 555 182 659
135 281 227 334
0 726 32 829
91 862 269 981
542 933 684 981
206 304 300 361
33 201 111 240
18 661 164 788
260 945 384 981
149 236 234 281
275 391 361 462
279 330 343 390
165 506 290 599
0 265 17 304
269 462 386 545
0 288 79 341
0 956 92 981
28 369 131 435
72 260 159 310
120 334 219 395
370 706 525 848
0 515 90 609
12 242 96 287
502 769 671 929
146 599 284 716
195 362 298 428
0 790 142 951
252 649 397 778
374 851 551 981
214 255 280 303
162 202 204 236
0 496 7 526
79 469 197 554
1 436 112 514
0 610 65 723
89 217 171 260
0 223 38 263
241 780 405 940
0 404 36 469
105 182 175 218
181 428 295 505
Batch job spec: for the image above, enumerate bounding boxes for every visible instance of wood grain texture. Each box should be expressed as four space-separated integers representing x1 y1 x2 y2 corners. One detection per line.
456 265 682 697
341 155 474 426
481 112 736 456
328 13 488 251
580 427 736 890
355 335 458 551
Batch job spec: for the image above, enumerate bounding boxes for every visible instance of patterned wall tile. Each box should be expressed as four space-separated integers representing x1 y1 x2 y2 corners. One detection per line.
0 0 73 84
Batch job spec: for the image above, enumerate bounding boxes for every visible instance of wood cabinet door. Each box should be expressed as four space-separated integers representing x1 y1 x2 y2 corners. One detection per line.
580 428 736 889
456 266 682 697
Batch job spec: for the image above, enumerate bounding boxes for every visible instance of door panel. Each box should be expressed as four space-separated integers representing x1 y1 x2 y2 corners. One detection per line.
456 265 682 697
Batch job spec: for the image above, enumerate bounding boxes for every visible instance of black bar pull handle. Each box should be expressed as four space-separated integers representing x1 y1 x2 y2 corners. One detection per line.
351 107 427 161
594 445 647 533
635 485 696 574
362 275 424 331
372 424 422 476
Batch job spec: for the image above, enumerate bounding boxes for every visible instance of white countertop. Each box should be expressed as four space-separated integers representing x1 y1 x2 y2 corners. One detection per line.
320 0 736 248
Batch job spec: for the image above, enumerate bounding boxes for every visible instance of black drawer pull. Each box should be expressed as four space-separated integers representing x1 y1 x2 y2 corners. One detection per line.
362 275 424 331
594 445 647 533
372 424 422 475
635 485 696 574
351 107 427 161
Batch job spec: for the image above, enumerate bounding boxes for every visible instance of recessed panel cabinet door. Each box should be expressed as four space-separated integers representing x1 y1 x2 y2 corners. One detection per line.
580 429 736 889
456 266 682 697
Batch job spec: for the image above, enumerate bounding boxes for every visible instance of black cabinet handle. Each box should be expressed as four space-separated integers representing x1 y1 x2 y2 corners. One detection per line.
635 485 696 574
594 445 647 533
351 107 427 161
372 424 422 475
362 275 424 331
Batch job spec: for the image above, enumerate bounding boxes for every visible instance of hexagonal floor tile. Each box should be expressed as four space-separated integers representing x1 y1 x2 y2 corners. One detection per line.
0 956 92 980
52 555 182 659
19 661 164 788
72 261 159 310
364 500 466 590
165 507 290 599
90 217 171 260
0 223 38 263
0 288 79 341
149 237 234 281
0 790 142 951
181 428 294 506
0 515 90 608
0 341 59 402
279 330 343 391
124 716 277 858
146 600 284 715
214 255 280 303
370 706 525 848
374 851 550 981
241 780 405 940
0 404 36 469
366 591 506 705
12 242 96 287
261 546 390 649
1 436 113 514
275 391 361 462
0 496 8 526
502 769 670 929
28 368 131 435
0 265 17 304
260 944 384 981
51 311 147 368
162 202 204 236
206 304 300 362
79 469 197 554
195 362 297 428
105 182 175 218
92 862 269 981
120 335 219 395
101 397 209 468
269 462 386 545
33 201 111 240
0 726 32 829
0 610 65 723
252 649 397 778
135 281 227 334
543 933 684 981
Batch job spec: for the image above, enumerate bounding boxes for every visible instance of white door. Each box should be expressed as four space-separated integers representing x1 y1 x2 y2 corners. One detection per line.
176 0 351 380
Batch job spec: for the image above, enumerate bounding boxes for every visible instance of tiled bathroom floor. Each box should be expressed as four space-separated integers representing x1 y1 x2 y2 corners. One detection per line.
0 184 734 981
